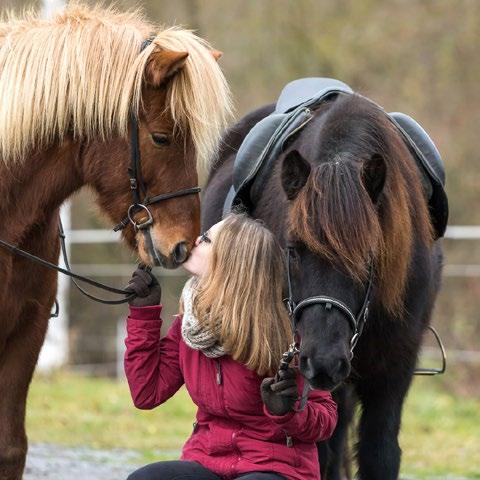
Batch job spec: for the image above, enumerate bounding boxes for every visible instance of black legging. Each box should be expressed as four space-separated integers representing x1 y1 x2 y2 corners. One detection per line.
127 460 286 480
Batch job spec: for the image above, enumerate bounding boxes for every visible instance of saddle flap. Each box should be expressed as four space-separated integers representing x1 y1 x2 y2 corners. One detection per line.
233 114 286 190
388 112 448 239
389 112 445 186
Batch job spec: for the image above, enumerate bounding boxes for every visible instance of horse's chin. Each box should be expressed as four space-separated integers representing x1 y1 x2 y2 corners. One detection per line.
138 249 180 269
306 376 343 392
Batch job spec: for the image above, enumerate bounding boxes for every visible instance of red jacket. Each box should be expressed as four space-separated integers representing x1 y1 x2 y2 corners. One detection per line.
124 305 337 480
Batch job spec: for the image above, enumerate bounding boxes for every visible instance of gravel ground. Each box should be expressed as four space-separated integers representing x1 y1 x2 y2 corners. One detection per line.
24 443 470 480
25 443 142 480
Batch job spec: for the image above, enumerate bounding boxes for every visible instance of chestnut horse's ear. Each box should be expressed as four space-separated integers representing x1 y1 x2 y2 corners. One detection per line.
281 150 312 200
145 49 189 87
361 153 386 204
211 50 223 61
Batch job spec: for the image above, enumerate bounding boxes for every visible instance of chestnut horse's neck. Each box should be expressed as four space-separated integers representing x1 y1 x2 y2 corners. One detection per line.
0 141 85 244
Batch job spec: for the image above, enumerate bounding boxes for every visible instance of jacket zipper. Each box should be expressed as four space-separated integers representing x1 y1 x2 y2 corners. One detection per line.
283 429 294 448
215 360 223 385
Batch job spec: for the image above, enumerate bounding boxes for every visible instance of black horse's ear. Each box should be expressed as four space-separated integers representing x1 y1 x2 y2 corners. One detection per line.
361 153 386 204
281 150 311 200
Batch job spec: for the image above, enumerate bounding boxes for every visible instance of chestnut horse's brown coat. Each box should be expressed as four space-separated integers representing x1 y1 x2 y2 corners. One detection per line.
0 5 231 479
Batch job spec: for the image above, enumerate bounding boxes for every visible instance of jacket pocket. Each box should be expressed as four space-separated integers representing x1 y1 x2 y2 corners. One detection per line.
205 423 234 455
272 436 300 468
236 434 275 463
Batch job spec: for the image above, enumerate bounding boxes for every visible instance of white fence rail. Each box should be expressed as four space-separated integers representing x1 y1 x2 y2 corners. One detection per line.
38 224 480 373
65 225 480 278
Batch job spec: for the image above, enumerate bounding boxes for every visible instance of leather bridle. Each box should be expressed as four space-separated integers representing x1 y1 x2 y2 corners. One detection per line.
111 111 201 266
112 36 201 265
112 112 201 234
276 244 373 411
281 243 446 377
283 244 374 355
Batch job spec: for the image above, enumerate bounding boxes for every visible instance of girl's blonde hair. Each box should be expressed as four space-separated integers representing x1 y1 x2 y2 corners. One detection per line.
192 214 292 376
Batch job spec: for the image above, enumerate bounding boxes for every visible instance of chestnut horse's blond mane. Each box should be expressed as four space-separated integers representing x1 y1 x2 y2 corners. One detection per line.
0 3 232 165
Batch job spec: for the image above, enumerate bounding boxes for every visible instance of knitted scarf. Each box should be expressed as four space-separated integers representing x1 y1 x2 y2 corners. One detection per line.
180 278 225 358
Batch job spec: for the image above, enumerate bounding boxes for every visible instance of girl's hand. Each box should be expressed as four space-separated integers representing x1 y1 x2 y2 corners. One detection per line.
125 266 161 307
260 367 298 416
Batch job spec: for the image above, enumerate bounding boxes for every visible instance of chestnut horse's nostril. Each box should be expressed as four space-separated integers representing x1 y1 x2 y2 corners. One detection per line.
173 241 188 264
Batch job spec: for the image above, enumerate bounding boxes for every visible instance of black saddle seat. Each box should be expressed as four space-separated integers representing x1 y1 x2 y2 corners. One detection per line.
225 78 353 214
224 77 448 239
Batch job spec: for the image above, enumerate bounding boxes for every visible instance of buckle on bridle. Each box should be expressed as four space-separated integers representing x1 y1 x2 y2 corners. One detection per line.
127 204 153 230
279 341 300 371
283 298 295 317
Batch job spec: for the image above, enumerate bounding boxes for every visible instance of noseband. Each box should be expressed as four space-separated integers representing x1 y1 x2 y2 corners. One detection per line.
284 244 374 353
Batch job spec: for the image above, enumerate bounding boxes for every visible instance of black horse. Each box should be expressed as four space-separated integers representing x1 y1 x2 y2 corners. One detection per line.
202 87 444 479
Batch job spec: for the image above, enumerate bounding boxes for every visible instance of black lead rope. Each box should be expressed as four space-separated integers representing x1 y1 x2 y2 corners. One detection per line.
278 246 310 412
57 220 136 305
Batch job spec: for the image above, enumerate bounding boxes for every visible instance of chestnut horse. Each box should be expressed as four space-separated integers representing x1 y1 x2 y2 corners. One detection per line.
0 5 231 479
203 94 443 479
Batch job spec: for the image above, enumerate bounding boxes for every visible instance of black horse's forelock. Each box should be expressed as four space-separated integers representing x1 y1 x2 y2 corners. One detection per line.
290 158 381 283
288 94 433 314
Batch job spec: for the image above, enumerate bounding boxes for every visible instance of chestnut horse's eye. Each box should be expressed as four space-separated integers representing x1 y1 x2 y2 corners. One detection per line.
151 133 170 146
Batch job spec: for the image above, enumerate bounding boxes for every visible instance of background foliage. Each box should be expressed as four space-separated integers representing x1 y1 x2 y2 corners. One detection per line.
1 0 479 474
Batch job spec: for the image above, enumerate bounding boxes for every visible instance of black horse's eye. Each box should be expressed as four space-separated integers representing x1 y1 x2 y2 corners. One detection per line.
151 133 170 146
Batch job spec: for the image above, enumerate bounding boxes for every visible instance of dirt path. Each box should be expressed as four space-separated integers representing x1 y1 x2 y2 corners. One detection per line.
25 443 142 480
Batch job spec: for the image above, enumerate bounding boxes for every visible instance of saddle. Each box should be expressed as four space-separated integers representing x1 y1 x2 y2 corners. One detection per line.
223 77 448 239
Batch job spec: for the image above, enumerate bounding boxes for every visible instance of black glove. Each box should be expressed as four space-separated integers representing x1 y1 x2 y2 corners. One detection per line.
125 266 161 307
260 367 298 416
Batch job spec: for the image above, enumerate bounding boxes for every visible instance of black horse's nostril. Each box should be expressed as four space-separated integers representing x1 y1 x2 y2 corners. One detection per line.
299 355 316 380
331 357 350 382
173 241 188 264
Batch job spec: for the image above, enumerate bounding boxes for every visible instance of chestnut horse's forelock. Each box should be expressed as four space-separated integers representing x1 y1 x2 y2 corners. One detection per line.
0 4 232 166
288 96 433 314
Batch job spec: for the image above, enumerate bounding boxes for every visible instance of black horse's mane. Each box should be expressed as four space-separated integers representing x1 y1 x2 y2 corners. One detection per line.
288 94 433 314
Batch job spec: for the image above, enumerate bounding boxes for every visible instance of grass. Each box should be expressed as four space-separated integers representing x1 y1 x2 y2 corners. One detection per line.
400 377 480 478
26 371 480 477
26 372 195 463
